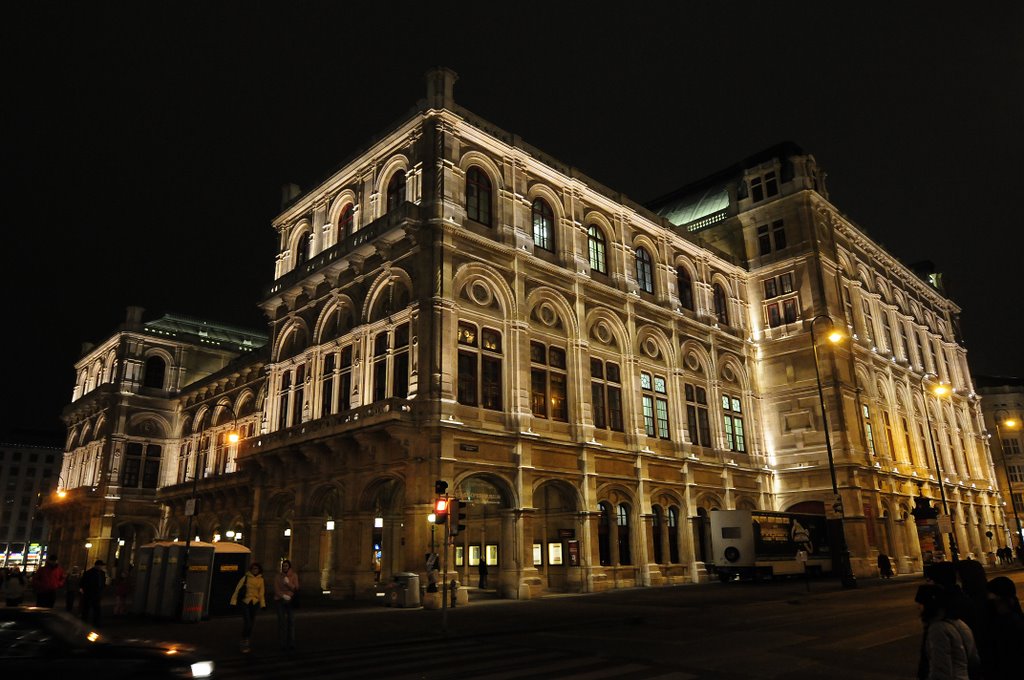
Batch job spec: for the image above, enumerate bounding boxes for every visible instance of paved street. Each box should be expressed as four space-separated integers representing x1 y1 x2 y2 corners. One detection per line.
94 567 1023 679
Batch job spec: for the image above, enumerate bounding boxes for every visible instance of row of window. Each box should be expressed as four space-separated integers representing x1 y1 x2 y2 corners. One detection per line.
861 403 980 480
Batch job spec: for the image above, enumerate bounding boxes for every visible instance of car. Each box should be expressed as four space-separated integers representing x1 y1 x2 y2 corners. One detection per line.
0 607 214 678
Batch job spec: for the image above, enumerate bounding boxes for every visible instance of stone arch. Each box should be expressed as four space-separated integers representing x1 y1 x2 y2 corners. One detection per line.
533 477 584 512
452 262 516 318
376 154 412 216
457 150 504 191
264 491 296 520
314 295 358 344
357 475 406 513
192 406 209 433
525 287 579 339
525 183 566 226
584 307 629 352
328 188 359 231
635 324 674 364
274 318 311 362
785 499 826 514
583 210 615 242
125 413 170 439
709 271 733 297
234 389 257 417
734 496 758 511
288 218 313 260
718 352 751 393
856 265 874 292
364 267 414 325
680 340 713 378
306 483 343 518
836 250 857 279
454 471 517 509
694 492 723 511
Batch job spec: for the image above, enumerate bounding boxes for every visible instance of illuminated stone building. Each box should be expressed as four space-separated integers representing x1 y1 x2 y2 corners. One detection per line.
48 69 1005 598
44 308 266 571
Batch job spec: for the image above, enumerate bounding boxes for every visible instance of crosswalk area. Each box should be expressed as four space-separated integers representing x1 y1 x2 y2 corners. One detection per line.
214 637 696 679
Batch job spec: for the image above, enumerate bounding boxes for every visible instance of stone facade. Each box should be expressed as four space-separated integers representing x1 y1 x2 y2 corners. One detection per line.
976 376 1024 550
45 69 1006 599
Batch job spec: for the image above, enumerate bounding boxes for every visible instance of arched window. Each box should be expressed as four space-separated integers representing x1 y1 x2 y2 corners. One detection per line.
338 204 354 240
294 232 312 268
587 225 607 274
713 283 729 325
531 198 554 251
386 170 407 213
652 506 664 564
143 356 166 389
616 503 632 565
635 247 654 294
677 267 694 310
457 321 503 410
465 167 492 226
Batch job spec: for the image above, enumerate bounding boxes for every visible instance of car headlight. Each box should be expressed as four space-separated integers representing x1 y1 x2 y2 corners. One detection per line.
190 661 214 678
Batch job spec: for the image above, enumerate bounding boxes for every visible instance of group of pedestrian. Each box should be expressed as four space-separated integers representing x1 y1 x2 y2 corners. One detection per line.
916 559 1024 679
0 556 108 628
229 559 299 653
994 546 1018 565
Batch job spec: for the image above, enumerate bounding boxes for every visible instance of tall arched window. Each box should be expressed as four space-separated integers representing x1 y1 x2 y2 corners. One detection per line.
668 506 680 563
587 225 607 274
713 283 729 325
386 170 406 213
677 267 694 310
294 232 312 268
338 204 354 240
531 198 554 251
465 167 492 225
636 247 654 294
598 501 612 566
617 503 632 565
143 356 166 389
652 506 664 564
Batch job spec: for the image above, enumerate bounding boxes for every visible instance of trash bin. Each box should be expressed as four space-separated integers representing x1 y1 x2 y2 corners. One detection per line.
394 572 420 608
182 591 204 623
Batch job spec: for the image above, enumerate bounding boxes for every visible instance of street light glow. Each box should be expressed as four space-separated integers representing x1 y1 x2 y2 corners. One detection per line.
1003 418 1019 429
827 330 844 344
932 384 950 397
227 431 240 444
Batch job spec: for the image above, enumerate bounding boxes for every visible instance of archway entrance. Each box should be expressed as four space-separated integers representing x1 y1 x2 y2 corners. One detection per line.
453 475 512 593
534 481 580 592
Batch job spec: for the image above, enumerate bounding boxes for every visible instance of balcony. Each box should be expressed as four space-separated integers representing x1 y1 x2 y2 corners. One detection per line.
265 202 421 299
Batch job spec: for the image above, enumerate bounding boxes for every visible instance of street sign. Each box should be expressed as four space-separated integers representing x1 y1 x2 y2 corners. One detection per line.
185 498 197 517
937 516 952 533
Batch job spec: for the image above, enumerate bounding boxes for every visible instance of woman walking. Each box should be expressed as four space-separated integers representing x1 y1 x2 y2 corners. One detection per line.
229 563 266 653
274 560 299 651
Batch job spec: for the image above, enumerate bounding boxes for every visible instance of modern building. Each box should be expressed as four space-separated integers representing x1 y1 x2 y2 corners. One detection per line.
45 69 1005 599
975 375 1024 549
1 437 62 571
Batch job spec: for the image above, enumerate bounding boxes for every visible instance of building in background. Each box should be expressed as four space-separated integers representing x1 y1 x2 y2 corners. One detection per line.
1 437 62 571
976 375 1024 549
42 308 266 571
44 70 1005 598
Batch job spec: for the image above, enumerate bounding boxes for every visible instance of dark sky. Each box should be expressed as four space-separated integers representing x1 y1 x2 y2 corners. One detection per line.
5 3 1023 438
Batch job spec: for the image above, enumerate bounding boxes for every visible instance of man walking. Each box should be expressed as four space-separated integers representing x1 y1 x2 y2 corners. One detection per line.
80 560 107 627
33 557 67 608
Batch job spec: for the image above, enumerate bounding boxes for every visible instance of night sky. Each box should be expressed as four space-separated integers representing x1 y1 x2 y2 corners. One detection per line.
6 3 1023 439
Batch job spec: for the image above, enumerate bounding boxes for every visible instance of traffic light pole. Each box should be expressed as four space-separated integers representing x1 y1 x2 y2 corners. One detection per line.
440 496 449 637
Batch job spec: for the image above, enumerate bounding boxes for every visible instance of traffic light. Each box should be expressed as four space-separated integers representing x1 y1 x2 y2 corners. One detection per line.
450 498 467 536
435 480 449 495
433 497 449 524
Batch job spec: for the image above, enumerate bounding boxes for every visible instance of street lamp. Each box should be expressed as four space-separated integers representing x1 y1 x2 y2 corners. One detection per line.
994 416 1024 551
809 314 857 588
919 374 958 562
179 404 239 620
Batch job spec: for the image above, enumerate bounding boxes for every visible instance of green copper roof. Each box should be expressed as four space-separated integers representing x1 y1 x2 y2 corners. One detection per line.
652 183 729 231
144 314 268 350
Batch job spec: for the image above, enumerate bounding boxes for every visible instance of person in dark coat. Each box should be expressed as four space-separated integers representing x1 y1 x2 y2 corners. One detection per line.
80 560 107 627
478 560 488 589
877 553 894 579
985 576 1024 678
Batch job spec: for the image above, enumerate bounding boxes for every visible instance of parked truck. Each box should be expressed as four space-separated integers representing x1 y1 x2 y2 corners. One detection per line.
701 509 833 581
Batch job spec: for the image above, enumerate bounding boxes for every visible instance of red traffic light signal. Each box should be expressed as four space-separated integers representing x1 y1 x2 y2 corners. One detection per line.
433 497 449 523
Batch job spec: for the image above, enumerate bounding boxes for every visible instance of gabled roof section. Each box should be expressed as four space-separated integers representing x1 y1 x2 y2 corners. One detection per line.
144 314 268 352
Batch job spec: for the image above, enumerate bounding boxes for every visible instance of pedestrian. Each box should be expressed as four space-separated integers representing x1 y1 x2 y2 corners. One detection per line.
985 576 1024 678
3 568 26 607
33 557 67 608
915 584 981 680
229 562 266 653
478 559 488 589
877 553 894 579
113 572 130 615
65 565 82 613
80 560 107 626
273 560 299 651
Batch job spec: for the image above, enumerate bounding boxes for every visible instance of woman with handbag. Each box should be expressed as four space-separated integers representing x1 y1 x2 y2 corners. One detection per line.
274 560 299 651
229 562 266 653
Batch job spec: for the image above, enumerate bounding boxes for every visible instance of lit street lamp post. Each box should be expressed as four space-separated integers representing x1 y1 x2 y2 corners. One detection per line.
994 417 1024 551
919 375 958 562
179 407 239 620
809 314 857 588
